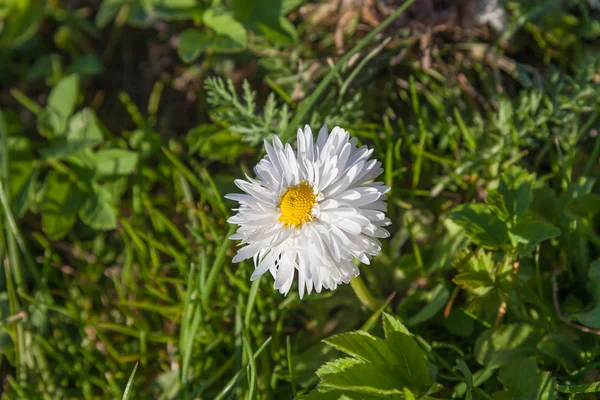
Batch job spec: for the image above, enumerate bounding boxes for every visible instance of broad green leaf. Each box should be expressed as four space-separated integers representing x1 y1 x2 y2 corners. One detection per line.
450 203 509 249
485 189 509 221
232 0 297 44
386 331 432 390
42 171 86 239
67 108 104 141
95 149 139 179
298 390 382 400
497 165 534 219
40 109 104 159
40 138 102 160
41 74 79 135
202 10 248 47
178 29 247 63
316 358 363 378
453 249 495 291
475 324 538 368
508 219 561 256
537 334 584 371
497 360 557 400
178 30 209 63
79 185 117 230
443 309 475 337
382 312 410 338
566 194 600 224
319 364 407 395
323 331 396 365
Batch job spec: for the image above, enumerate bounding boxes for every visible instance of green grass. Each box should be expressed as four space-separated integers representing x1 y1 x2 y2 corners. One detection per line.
1 0 600 398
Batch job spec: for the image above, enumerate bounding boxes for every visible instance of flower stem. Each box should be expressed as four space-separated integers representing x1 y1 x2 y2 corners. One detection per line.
350 275 381 311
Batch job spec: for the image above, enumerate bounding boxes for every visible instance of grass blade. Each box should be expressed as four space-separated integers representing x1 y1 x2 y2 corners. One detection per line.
122 362 139 400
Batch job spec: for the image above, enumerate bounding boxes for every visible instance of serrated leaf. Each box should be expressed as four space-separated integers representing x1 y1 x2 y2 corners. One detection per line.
319 364 406 395
450 203 509 249
382 312 410 338
95 149 139 179
386 331 431 390
475 324 538 368
79 185 117 230
316 358 363 378
508 219 561 256
323 331 395 364
298 390 382 400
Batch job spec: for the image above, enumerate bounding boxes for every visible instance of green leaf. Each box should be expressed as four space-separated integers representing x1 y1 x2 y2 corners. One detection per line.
178 29 247 63
316 358 363 378
382 312 410 338
454 360 474 400
443 309 475 337
79 185 117 230
323 331 395 364
96 0 123 28
475 324 539 368
508 219 561 256
232 0 297 44
320 364 407 395
497 359 557 400
537 334 584 371
497 165 534 219
566 194 600 224
298 390 382 400
453 249 495 291
202 10 248 48
386 331 432 390
322 329 430 393
40 74 79 136
486 189 510 221
450 204 509 249
40 138 103 160
40 109 104 160
94 149 139 179
42 171 86 239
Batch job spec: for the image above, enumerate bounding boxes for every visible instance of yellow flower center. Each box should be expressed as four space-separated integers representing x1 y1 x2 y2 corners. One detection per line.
279 181 317 228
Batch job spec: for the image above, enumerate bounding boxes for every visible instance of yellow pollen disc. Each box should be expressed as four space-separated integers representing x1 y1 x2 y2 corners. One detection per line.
279 181 317 228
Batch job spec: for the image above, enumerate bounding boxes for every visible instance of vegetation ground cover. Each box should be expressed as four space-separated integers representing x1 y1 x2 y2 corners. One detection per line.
2 0 600 398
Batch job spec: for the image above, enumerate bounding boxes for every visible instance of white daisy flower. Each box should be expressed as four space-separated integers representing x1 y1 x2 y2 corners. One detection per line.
225 125 391 298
